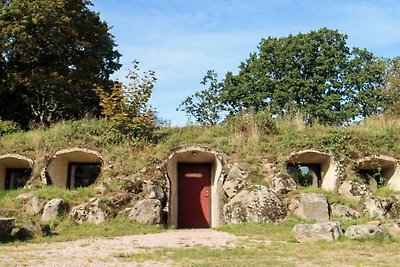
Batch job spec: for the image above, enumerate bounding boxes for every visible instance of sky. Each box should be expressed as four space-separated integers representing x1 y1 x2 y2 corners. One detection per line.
91 0 400 126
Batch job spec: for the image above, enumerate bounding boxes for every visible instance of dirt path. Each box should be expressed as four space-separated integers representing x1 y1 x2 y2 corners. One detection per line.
0 229 239 266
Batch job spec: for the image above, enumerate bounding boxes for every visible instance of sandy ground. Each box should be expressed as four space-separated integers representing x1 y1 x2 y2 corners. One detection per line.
0 229 238 267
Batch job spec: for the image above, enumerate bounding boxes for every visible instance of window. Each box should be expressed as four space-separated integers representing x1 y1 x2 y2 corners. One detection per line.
5 168 31 190
67 163 101 189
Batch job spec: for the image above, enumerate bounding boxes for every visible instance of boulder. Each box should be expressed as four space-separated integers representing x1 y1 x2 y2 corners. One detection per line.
0 217 15 238
16 191 35 202
331 203 360 220
223 185 287 224
223 179 245 199
345 224 389 240
387 199 400 219
70 198 116 224
363 197 392 220
15 221 51 240
295 193 329 222
25 196 46 216
293 222 343 242
41 199 68 222
387 223 400 238
338 181 371 200
227 164 248 180
270 173 296 195
145 184 166 204
129 199 162 224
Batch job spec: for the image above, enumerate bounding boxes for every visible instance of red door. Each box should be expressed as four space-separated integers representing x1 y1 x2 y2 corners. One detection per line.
178 163 211 228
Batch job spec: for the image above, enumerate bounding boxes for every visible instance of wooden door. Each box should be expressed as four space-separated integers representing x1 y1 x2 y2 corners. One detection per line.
178 163 211 228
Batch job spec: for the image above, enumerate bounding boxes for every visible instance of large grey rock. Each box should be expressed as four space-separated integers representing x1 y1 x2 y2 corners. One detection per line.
223 179 245 199
223 185 287 224
293 222 343 242
0 217 15 238
41 199 68 222
129 199 162 224
145 184 166 204
25 196 46 216
15 221 51 240
70 198 116 224
338 181 371 200
387 223 400 239
345 224 389 240
270 173 297 195
295 193 329 222
331 203 360 220
227 165 248 180
363 197 392 220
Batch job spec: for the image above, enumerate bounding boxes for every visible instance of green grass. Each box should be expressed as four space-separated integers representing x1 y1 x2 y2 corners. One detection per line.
35 186 97 205
113 238 400 266
44 215 164 242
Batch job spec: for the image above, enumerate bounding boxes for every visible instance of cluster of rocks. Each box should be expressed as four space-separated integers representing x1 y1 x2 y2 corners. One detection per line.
0 178 168 241
4 160 400 244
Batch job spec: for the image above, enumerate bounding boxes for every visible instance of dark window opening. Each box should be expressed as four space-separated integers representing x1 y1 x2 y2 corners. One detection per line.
357 169 384 187
5 168 31 190
287 163 321 187
67 163 101 189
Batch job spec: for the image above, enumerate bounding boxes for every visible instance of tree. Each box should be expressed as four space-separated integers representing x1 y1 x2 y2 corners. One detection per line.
0 0 121 127
95 61 157 143
381 57 400 116
221 28 385 125
178 70 225 125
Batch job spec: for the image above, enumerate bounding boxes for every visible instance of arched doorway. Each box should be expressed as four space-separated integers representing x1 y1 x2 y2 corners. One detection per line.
165 146 225 228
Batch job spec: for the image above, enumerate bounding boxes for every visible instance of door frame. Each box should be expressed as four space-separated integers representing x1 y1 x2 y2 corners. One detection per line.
165 146 225 228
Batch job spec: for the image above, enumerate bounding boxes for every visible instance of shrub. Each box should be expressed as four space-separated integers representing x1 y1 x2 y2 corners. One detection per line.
0 120 20 136
95 61 158 145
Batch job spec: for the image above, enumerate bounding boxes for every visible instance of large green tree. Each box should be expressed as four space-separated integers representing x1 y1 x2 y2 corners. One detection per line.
221 28 385 125
0 0 121 126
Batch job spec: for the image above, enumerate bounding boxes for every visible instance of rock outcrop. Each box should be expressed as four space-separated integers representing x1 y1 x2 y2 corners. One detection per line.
41 199 68 222
331 203 360 220
363 197 392 220
338 181 371 200
223 185 287 224
270 173 296 195
293 222 343 242
0 217 15 238
295 193 329 222
70 198 117 224
226 165 248 180
15 221 51 240
25 196 46 216
223 179 245 199
128 199 162 225
345 224 389 240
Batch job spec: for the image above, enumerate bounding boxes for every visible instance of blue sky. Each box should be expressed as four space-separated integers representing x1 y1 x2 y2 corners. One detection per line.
91 0 400 125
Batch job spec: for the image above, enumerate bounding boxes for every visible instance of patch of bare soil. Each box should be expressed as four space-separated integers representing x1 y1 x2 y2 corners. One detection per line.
0 229 238 267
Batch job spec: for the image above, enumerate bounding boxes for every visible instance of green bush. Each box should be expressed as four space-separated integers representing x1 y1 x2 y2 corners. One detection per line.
0 120 20 136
